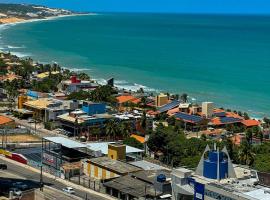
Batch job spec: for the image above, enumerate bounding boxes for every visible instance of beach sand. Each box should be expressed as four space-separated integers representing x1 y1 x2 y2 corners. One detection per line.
0 17 26 24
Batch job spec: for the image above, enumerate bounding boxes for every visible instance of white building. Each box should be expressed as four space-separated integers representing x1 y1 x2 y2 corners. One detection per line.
202 102 214 118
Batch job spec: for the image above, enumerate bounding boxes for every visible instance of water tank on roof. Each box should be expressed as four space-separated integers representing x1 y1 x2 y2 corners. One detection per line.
157 174 166 183
203 151 228 180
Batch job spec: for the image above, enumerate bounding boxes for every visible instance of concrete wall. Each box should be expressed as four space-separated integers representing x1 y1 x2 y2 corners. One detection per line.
85 162 119 180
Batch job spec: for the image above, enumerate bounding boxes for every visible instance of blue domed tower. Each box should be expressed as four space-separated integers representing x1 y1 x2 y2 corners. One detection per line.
195 144 236 180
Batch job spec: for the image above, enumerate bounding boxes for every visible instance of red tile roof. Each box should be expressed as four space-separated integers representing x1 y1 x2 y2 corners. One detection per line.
116 95 140 104
130 134 145 143
241 119 260 127
0 115 14 125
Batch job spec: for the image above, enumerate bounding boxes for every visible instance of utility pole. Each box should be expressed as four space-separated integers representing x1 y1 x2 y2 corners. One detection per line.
40 138 44 191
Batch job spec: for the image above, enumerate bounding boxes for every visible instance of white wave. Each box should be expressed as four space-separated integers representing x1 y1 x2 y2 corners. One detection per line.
68 67 92 72
7 45 25 49
114 80 129 84
10 51 31 58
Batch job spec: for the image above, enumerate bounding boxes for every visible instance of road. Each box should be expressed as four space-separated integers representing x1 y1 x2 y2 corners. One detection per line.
0 157 111 200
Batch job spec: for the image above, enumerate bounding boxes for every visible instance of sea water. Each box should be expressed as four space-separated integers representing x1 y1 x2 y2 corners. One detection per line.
0 13 270 117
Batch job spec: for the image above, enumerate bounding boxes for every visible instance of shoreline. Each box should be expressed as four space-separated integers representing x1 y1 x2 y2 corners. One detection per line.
0 15 268 119
0 13 95 27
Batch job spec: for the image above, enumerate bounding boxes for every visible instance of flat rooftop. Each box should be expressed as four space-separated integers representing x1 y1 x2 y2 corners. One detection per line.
103 175 159 197
43 136 87 149
87 142 144 155
88 157 141 174
131 169 171 184
23 98 62 110
129 160 168 170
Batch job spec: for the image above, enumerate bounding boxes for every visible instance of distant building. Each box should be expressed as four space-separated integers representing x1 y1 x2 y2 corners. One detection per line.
155 93 169 107
23 98 78 122
202 102 214 118
61 75 97 94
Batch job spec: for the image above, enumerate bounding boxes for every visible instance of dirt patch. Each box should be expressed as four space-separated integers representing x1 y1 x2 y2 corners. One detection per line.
6 134 41 143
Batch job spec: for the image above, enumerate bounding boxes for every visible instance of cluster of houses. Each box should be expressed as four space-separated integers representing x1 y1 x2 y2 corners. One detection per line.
0 52 268 200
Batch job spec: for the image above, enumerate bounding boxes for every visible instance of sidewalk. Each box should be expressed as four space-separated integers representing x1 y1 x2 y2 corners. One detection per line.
0 155 115 200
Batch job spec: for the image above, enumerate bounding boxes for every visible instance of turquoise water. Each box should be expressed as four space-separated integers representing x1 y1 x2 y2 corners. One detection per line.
0 13 270 117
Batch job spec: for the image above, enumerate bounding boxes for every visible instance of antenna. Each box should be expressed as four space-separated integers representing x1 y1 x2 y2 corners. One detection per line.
217 147 220 181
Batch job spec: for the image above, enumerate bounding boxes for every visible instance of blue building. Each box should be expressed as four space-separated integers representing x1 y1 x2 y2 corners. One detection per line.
82 101 106 115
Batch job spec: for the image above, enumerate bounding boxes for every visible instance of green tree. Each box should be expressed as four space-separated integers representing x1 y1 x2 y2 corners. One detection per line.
105 119 119 140
123 137 144 149
238 139 254 166
180 93 188 103
119 121 132 139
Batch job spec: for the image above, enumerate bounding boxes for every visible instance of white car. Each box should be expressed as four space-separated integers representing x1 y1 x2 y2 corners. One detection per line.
62 187 75 194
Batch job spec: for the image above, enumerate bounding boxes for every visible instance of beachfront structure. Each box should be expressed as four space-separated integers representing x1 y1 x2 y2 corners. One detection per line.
171 145 270 200
155 93 169 107
202 102 214 118
61 75 98 94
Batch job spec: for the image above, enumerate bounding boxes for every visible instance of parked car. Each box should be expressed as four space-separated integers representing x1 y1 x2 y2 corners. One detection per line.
9 188 22 196
62 187 75 194
0 163 7 170
12 182 28 190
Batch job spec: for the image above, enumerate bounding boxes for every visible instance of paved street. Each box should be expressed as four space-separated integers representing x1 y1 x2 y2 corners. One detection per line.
0 157 111 200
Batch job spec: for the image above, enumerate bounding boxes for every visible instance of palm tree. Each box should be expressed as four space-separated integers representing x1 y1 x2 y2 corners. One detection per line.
105 119 119 140
180 93 188 103
140 96 147 108
119 121 131 139
140 111 147 131
238 139 254 166
245 128 253 144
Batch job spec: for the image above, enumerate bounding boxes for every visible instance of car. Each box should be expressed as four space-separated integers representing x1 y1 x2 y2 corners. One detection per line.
9 188 22 196
0 163 7 170
12 182 28 190
62 187 75 194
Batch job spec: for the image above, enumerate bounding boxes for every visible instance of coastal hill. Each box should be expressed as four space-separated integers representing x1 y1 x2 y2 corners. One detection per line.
0 3 79 24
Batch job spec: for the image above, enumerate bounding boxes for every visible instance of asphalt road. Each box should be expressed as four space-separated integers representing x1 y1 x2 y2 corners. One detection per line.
0 158 110 200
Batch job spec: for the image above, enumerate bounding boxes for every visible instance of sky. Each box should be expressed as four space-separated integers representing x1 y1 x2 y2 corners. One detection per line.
2 0 270 14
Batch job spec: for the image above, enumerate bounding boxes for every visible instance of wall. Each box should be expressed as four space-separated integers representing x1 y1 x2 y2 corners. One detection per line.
85 162 119 180
82 102 106 115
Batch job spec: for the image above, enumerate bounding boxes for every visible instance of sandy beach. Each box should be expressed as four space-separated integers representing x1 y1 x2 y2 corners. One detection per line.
0 13 93 26
0 17 26 24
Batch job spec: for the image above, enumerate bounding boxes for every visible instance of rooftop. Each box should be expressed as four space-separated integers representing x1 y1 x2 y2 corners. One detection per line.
103 175 160 197
129 160 168 171
88 157 141 174
0 115 14 125
23 98 62 110
87 142 144 155
130 134 145 143
241 119 260 127
43 136 87 149
36 71 59 79
131 169 171 184
116 95 140 104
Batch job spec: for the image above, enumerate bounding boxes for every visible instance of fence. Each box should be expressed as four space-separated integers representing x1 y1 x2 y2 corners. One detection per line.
70 175 102 192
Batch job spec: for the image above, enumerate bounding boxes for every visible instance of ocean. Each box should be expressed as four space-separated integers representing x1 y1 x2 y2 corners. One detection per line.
0 13 270 117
